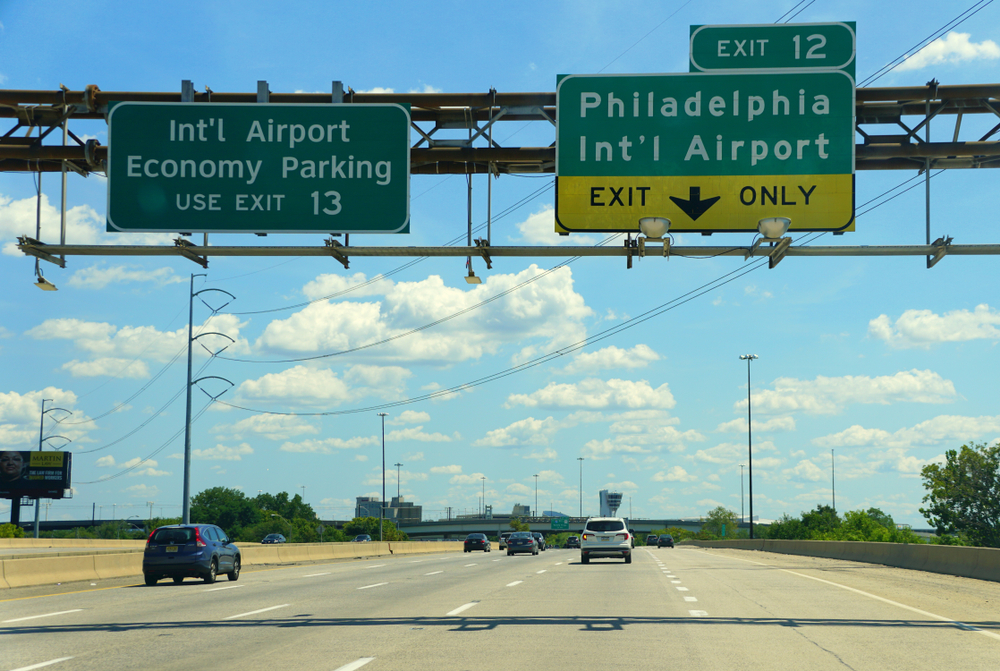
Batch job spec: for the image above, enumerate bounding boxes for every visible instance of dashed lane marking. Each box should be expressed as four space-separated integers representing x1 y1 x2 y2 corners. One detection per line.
3 610 82 623
224 604 289 620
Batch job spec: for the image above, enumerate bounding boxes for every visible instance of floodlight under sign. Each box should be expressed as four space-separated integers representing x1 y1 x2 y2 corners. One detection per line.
758 217 791 240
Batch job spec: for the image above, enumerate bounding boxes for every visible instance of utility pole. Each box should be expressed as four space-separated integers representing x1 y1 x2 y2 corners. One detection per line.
378 412 387 541
394 463 403 499
577 457 585 517
739 354 758 539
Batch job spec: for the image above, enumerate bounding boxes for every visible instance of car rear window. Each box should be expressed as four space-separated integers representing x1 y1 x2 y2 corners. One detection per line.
585 520 626 532
151 528 195 544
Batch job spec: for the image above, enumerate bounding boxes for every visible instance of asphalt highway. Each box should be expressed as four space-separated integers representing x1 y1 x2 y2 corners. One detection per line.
3 546 999 671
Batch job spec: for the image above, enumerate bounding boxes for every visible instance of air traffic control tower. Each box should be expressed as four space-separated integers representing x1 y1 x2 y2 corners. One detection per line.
599 490 623 517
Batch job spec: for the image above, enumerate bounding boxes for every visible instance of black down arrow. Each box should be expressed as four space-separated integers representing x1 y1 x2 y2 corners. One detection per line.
670 186 721 221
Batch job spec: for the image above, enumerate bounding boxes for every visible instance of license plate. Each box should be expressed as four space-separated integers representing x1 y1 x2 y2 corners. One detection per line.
166 546 178 552
600 536 609 541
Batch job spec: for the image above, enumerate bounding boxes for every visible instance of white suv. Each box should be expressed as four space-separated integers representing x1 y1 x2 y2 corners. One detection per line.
580 517 632 564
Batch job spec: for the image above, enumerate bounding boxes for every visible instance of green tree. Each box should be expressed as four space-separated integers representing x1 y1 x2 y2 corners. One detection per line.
760 513 805 539
0 523 25 538
344 516 408 541
508 517 530 532
191 487 262 537
920 442 1000 547
254 491 317 522
701 506 741 539
800 505 841 538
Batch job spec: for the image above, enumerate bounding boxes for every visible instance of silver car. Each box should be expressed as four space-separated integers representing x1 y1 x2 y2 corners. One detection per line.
506 531 538 556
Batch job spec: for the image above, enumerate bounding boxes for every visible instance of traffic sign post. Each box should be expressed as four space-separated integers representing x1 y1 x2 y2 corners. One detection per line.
555 71 855 234
690 23 856 76
108 102 410 234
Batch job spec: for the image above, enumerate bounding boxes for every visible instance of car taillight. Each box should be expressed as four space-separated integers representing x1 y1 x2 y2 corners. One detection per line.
146 530 155 548
582 533 590 540
194 528 207 548
617 533 628 540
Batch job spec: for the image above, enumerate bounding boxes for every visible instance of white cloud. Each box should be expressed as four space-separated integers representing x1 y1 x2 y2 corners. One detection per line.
868 304 1000 349
210 415 318 441
256 266 592 365
785 460 825 482
897 32 1000 71
513 204 603 246
237 365 351 406
280 435 377 453
67 263 186 290
812 414 1000 449
716 417 796 433
524 447 559 461
402 451 425 461
694 440 779 465
356 86 395 93
582 438 648 459
653 466 697 482
561 344 661 374
473 416 563 447
449 472 486 485
739 370 957 416
431 465 462 474
27 314 249 364
387 410 431 426
192 443 254 460
507 378 675 410
61 358 150 379
302 272 392 300
1 193 174 256
386 426 457 443
125 484 160 498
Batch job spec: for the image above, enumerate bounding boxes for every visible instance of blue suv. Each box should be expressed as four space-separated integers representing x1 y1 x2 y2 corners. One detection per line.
143 524 241 585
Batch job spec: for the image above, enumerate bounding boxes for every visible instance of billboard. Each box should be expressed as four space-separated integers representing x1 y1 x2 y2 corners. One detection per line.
0 451 73 499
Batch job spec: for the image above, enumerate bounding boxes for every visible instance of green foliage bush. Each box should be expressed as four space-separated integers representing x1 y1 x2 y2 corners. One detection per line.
0 523 25 538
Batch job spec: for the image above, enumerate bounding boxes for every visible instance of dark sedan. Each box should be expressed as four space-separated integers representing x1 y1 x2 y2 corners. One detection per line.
657 534 675 548
565 535 581 548
464 533 491 552
531 532 547 551
261 533 286 544
506 531 538 556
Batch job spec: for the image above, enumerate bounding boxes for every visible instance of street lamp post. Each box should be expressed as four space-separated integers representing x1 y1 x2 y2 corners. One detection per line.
32 399 72 538
739 464 745 526
831 448 836 513
533 474 539 516
739 354 758 539
577 457 585 517
481 476 486 518
377 412 387 541
394 463 403 499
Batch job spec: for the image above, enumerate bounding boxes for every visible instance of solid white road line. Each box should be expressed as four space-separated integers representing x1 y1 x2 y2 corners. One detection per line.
689 610 709 617
364 564 386 569
716 551 1000 644
446 602 480 616
9 658 74 671
465 563 477 567
224 604 289 620
357 583 388 590
425 571 443 575
3 610 82 623
303 572 331 577
332 658 376 671
205 585 244 592
506 580 523 587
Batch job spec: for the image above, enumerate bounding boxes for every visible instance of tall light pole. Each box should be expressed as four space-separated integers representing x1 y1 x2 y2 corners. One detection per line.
739 354 758 539
32 399 72 538
481 476 486 518
831 448 836 513
577 457 585 517
533 474 539 516
739 464 745 525
394 463 403 499
377 412 387 541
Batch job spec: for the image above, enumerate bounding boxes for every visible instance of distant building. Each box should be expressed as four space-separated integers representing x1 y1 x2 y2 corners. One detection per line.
511 503 530 516
543 510 568 517
387 496 422 524
599 490 623 516
355 496 381 518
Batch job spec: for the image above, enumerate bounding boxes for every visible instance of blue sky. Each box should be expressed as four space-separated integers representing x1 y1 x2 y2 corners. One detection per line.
2 1 999 527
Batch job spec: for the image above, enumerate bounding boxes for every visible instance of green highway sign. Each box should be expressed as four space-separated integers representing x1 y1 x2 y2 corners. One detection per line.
690 22 856 76
107 102 410 234
550 517 569 530
555 71 855 234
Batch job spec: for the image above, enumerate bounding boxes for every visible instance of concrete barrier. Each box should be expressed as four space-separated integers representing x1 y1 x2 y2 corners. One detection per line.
0 540 464 589
683 538 1000 583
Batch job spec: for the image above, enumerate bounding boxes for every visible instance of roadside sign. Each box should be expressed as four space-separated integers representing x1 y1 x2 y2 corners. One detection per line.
551 517 569 530
690 23 856 76
555 71 855 234
107 102 410 234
